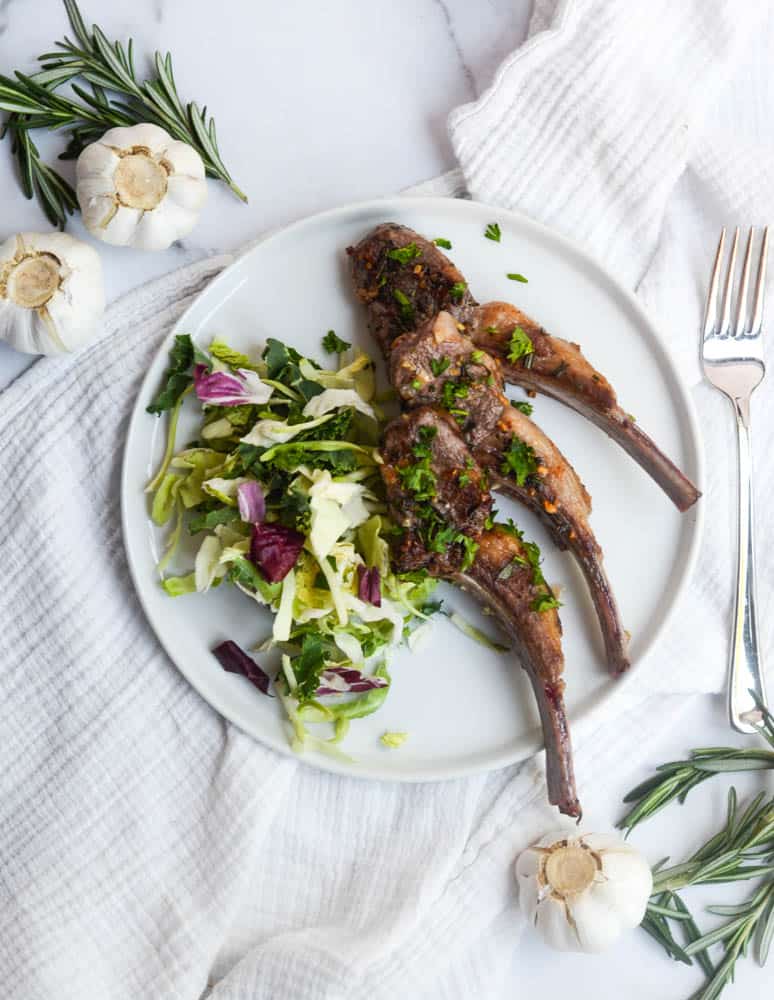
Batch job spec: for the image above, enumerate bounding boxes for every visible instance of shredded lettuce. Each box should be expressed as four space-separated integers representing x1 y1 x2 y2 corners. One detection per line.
151 473 182 526
380 731 408 748
302 388 376 421
273 569 296 641
146 384 192 493
149 333 443 755
157 500 184 575
195 535 224 592
202 476 250 505
162 573 196 596
240 413 333 448
201 417 233 439
209 338 262 372
446 611 510 653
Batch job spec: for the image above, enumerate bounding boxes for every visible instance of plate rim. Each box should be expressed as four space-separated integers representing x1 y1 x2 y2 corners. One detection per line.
121 194 705 783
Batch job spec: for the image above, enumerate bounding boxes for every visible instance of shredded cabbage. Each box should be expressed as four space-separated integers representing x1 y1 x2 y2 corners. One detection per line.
240 413 333 447
148 334 443 755
195 535 223 593
446 611 510 653
302 388 376 421
273 569 296 642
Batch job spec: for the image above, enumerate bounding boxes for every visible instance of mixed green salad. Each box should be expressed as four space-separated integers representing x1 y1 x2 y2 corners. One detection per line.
145 331 440 758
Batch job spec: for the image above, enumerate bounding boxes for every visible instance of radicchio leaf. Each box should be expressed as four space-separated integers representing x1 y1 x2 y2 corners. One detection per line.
194 364 272 406
237 480 266 524
249 522 304 582
357 565 382 607
315 665 390 697
213 640 272 695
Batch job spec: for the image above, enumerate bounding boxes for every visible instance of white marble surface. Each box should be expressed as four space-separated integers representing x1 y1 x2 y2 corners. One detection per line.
0 3 770 998
0 0 530 385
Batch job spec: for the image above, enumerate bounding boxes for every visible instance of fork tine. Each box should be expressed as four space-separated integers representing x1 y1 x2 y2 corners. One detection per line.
703 228 726 340
719 226 739 337
750 226 769 336
734 228 754 337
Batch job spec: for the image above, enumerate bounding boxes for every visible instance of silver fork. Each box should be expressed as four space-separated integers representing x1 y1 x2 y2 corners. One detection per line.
702 226 769 733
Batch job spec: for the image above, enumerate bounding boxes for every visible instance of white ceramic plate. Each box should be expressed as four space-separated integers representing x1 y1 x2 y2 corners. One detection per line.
122 197 703 781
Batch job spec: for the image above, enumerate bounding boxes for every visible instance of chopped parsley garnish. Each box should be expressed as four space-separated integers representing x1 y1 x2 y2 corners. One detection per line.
491 519 560 611
398 425 438 500
458 535 479 572
499 517 520 538
321 330 351 354
470 349 485 363
430 356 451 377
520 537 561 611
411 378 422 390
441 379 469 409
433 237 452 249
387 243 422 264
411 424 437 458
507 273 528 283
513 400 533 416
501 436 539 486
458 457 477 487
449 281 467 303
399 425 478 569
484 222 501 243
507 326 534 363
399 463 436 499
393 288 414 324
532 592 562 613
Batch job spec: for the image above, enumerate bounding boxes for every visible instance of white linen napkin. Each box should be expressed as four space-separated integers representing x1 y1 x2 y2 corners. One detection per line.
1 2 772 998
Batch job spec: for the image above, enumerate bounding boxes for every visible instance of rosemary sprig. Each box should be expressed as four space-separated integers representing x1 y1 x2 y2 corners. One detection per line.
619 693 774 834
620 693 774 1000
0 0 244 226
635 789 774 1000
4 118 79 228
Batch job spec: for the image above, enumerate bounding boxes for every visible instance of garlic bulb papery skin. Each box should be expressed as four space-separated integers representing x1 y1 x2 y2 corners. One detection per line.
0 232 105 355
76 123 207 251
515 830 652 954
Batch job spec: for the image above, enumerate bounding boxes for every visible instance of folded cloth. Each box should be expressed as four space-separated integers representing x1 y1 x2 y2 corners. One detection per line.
1 2 772 999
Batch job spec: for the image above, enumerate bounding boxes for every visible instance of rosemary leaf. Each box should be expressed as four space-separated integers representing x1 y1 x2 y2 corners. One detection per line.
758 896 774 965
668 892 715 979
646 902 692 920
0 0 246 223
684 916 750 954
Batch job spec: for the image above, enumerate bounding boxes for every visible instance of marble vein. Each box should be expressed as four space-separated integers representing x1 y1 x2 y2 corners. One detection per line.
432 0 477 100
0 0 19 37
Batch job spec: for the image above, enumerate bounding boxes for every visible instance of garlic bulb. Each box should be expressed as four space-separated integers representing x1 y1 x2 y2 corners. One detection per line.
0 231 105 355
515 829 652 953
76 123 207 251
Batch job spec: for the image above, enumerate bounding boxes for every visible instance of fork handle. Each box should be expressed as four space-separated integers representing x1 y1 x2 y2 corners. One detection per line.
728 395 767 733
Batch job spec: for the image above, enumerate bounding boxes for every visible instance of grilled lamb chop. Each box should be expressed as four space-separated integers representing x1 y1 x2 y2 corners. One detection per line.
347 225 699 511
381 407 580 817
470 303 701 512
390 310 630 676
348 222 476 356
